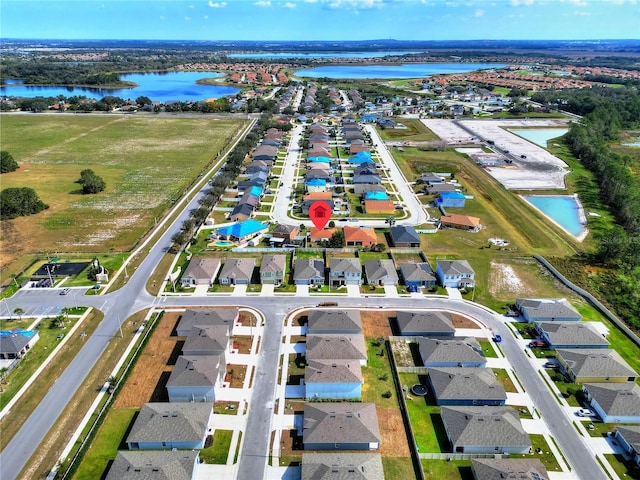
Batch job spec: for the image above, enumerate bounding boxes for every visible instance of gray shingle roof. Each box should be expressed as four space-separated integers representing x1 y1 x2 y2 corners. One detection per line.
219 258 256 282
0 331 33 355
428 367 507 402
418 337 485 364
260 254 286 274
329 257 361 275
557 349 637 379
106 451 199 480
399 262 436 284
303 403 380 445
616 426 640 455
471 458 549 480
166 355 224 388
305 360 363 385
183 325 229 355
536 322 609 347
396 311 454 335
364 259 398 284
294 258 325 281
301 453 384 480
436 259 475 276
515 298 581 320
176 309 237 335
584 383 640 417
389 225 420 245
182 257 221 281
126 403 212 445
441 406 530 449
308 310 362 334
306 334 367 362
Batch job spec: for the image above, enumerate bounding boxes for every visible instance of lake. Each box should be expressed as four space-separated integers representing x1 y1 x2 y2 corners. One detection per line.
522 195 587 240
229 51 422 59
510 128 569 148
0 72 241 102
294 63 505 79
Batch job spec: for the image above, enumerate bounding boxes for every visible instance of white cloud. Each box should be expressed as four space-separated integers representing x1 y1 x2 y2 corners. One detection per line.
284 2 296 7
324 0 385 9
574 9 592 15
510 0 534 5
569 0 588 6
204 15 209 19
208 1 227 7
254 0 272 6
474 8 484 16
189 4 195 8
184 16 191 20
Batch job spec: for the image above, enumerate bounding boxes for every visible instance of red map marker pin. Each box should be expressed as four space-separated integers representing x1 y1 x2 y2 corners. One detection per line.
309 201 332 230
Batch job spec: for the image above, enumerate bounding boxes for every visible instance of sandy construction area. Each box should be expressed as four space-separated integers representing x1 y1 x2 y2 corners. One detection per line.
422 118 572 190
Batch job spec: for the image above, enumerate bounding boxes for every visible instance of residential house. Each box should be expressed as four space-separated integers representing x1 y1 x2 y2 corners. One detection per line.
305 334 368 366
436 260 475 288
343 226 377 248
363 191 389 201
303 402 380 450
396 310 454 337
353 174 382 185
0 330 39 360
306 178 327 193
218 258 256 285
440 214 481 231
293 258 325 286
166 355 225 403
399 262 437 287
556 349 637 383
180 257 222 288
182 325 230 357
305 360 363 400
427 367 507 406
425 183 456 195
307 310 362 335
215 219 268 243
363 199 396 215
350 139 369 154
440 406 530 454
309 227 337 244
419 172 444 185
126 403 212 450
252 144 278 162
328 257 362 286
471 458 549 480
515 298 581 323
389 225 420 247
535 322 609 350
106 451 200 480
230 202 255 222
437 191 466 208
176 308 237 337
303 192 334 214
308 147 332 158
614 426 640 467
301 453 384 480
260 254 286 286
353 183 386 195
364 259 399 286
583 383 640 423
270 224 300 247
418 337 486 367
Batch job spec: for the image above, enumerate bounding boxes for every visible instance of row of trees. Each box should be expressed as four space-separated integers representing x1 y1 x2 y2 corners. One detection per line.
0 187 49 220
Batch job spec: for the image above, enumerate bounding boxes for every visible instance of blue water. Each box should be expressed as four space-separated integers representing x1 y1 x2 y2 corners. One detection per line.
622 139 640 147
523 195 585 237
230 51 421 59
1 330 36 337
295 62 505 79
0 71 240 102
510 128 569 148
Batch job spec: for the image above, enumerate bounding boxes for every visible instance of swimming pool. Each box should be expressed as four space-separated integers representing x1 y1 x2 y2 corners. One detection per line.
214 241 233 247
522 195 587 240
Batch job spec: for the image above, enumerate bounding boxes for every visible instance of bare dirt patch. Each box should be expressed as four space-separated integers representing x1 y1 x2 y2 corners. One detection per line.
377 407 410 457
451 313 480 329
233 336 252 354
225 364 247 388
391 340 414 368
113 312 180 408
489 261 526 296
362 310 393 338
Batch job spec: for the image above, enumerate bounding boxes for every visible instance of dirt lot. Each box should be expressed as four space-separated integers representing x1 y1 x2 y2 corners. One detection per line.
362 310 394 338
377 407 410 457
113 312 181 408
233 336 252 354
225 364 247 388
451 313 480 329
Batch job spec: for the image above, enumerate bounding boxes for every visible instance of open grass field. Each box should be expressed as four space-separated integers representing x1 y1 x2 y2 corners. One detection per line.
377 118 439 143
0 114 245 272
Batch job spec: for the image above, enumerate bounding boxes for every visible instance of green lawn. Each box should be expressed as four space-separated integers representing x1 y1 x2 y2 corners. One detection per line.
376 118 439 143
72 408 137 480
510 434 562 471
383 457 416 479
604 453 640 479
492 368 518 393
361 340 397 408
478 340 498 358
421 459 473 480
1 114 245 274
200 429 233 464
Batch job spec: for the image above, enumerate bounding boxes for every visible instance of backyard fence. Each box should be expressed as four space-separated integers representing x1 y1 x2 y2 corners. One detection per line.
419 453 508 460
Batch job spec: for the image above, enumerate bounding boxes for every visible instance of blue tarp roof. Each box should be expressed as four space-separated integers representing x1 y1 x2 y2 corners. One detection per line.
306 179 327 186
308 156 332 163
439 191 465 199
364 191 389 200
355 151 372 158
216 219 268 238
349 157 373 164
248 185 263 197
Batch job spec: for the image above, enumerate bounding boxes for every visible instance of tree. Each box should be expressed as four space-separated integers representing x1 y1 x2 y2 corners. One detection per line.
327 230 345 248
0 188 49 219
385 217 396 227
13 307 24 320
0 151 19 173
76 169 106 194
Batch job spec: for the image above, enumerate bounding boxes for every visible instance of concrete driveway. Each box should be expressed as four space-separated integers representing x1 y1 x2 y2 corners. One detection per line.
346 285 361 297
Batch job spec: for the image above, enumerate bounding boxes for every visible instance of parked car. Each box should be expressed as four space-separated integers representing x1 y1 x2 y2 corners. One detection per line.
60 288 70 295
576 408 593 417
543 362 557 369
529 340 546 348
494 334 502 343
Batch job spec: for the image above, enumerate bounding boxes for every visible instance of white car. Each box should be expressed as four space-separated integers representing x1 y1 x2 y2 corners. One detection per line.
576 408 593 417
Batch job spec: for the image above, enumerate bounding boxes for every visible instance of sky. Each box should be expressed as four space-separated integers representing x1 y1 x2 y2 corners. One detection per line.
1 0 639 42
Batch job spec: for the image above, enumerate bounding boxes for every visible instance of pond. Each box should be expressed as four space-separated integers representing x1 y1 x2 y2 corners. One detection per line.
0 71 241 102
294 62 505 79
509 128 569 148
522 195 587 240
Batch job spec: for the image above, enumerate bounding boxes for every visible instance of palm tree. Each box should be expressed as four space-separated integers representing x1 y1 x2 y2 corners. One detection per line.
13 307 24 321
